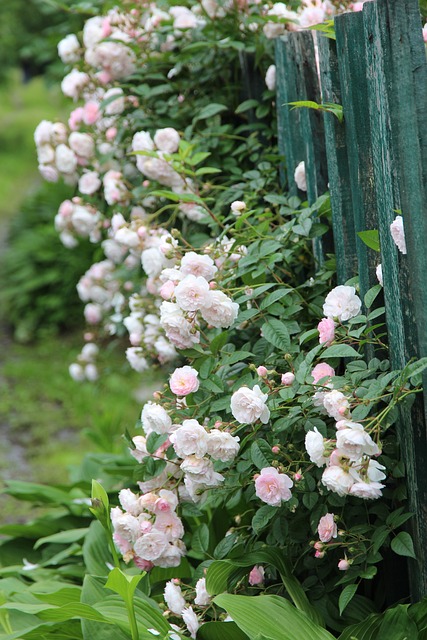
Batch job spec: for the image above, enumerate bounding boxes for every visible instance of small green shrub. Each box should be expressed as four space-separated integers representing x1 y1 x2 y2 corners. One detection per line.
0 182 97 341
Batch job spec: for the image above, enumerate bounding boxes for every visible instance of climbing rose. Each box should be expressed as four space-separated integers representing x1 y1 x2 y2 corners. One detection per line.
322 390 350 420
294 160 307 191
169 366 199 396
164 581 186 615
311 363 335 385
255 467 293 506
317 317 335 345
305 428 328 467
317 513 337 542
323 285 362 322
249 565 265 585
265 64 276 91
182 606 200 639
194 578 211 606
231 385 270 424
390 215 407 255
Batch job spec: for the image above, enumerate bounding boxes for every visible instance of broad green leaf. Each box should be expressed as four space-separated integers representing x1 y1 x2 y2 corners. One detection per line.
82 521 113 576
364 284 382 309
34 528 89 550
191 524 210 557
321 344 362 359
221 351 254 366
377 604 418 639
262 319 291 353
357 229 380 252
198 621 250 640
250 440 272 470
260 289 292 310
338 612 383 640
194 103 227 121
252 505 277 534
214 594 333 640
339 584 358 616
37 602 110 623
235 99 259 114
391 532 416 559
105 568 144 609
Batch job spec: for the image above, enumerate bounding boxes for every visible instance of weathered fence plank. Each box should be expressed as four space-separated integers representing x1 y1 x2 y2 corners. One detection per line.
317 36 357 283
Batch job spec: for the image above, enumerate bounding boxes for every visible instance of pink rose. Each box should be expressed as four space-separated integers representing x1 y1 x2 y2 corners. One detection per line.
317 318 335 345
257 366 268 377
317 513 337 543
248 565 265 585
338 558 350 570
169 366 200 396
255 467 293 507
311 363 335 385
83 101 100 125
281 372 295 385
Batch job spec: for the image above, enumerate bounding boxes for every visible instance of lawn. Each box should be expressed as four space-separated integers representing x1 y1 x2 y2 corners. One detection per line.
0 70 67 224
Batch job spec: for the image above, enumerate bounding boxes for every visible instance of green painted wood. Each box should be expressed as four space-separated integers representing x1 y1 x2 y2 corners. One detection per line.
275 36 304 193
334 12 378 305
363 0 427 602
317 35 358 283
276 32 329 266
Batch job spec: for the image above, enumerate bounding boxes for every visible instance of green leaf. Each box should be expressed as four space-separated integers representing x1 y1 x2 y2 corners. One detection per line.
252 505 277 534
321 344 362 359
191 524 210 557
364 284 382 309
194 103 228 122
33 528 89 549
221 351 254 366
338 612 383 640
198 621 250 640
213 594 334 640
250 440 272 470
235 99 259 114
357 230 380 252
82 521 113 576
105 568 144 610
339 584 358 616
262 319 291 353
377 604 418 640
391 532 416 559
146 432 168 454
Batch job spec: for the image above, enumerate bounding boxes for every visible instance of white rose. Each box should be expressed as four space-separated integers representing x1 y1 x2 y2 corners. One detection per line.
194 578 211 606
132 130 155 152
230 200 246 216
322 390 350 421
141 402 172 435
134 531 168 561
180 455 212 475
72 205 98 236
142 247 168 278
34 120 53 146
230 385 270 424
160 301 200 349
336 426 380 460
69 363 85 381
104 87 125 115
305 428 328 467
83 16 104 47
154 127 180 154
69 132 94 158
323 285 362 322
200 290 239 328
294 160 307 191
182 606 200 639
170 420 208 458
37 144 55 164
390 215 407 255
164 581 186 615
118 488 142 516
79 171 101 195
206 429 240 462
180 252 217 281
61 69 89 100
376 263 383 287
321 466 354 496
126 348 149 372
130 435 149 463
156 542 185 568
55 144 77 174
110 507 140 542
115 227 140 248
175 274 210 311
265 64 276 91
58 34 80 64
349 481 384 500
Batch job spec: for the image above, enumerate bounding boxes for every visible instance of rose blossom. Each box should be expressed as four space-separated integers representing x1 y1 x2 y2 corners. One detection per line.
206 429 240 462
317 317 335 345
323 285 362 322
169 366 199 396
55 144 77 174
322 390 350 420
164 581 186 614
336 425 380 460
180 252 217 281
255 467 293 506
281 372 295 385
249 565 265 586
141 402 172 435
349 481 384 500
376 263 383 287
265 64 276 91
230 200 246 216
390 215 407 254
194 578 211 606
321 466 354 496
311 363 335 385
170 420 208 458
294 160 307 191
79 171 101 195
154 127 180 154
317 513 337 543
338 558 350 570
133 531 168 561
199 290 239 328
305 428 328 467
231 385 270 424
175 274 210 311
182 606 200 639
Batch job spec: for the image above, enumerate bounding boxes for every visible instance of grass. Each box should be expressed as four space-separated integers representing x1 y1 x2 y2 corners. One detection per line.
0 331 165 521
0 70 67 223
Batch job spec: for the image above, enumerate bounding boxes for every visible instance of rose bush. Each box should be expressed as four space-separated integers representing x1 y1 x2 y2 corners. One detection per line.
1 0 427 639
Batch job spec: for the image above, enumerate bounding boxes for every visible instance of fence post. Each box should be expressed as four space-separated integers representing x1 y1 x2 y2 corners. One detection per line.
317 36 358 283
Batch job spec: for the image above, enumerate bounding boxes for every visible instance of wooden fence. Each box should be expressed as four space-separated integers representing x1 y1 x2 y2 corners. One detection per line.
275 0 427 600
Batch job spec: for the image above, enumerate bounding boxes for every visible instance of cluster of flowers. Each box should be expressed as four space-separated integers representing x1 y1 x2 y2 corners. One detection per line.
69 342 99 382
54 197 102 248
306 286 386 500
111 487 186 569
